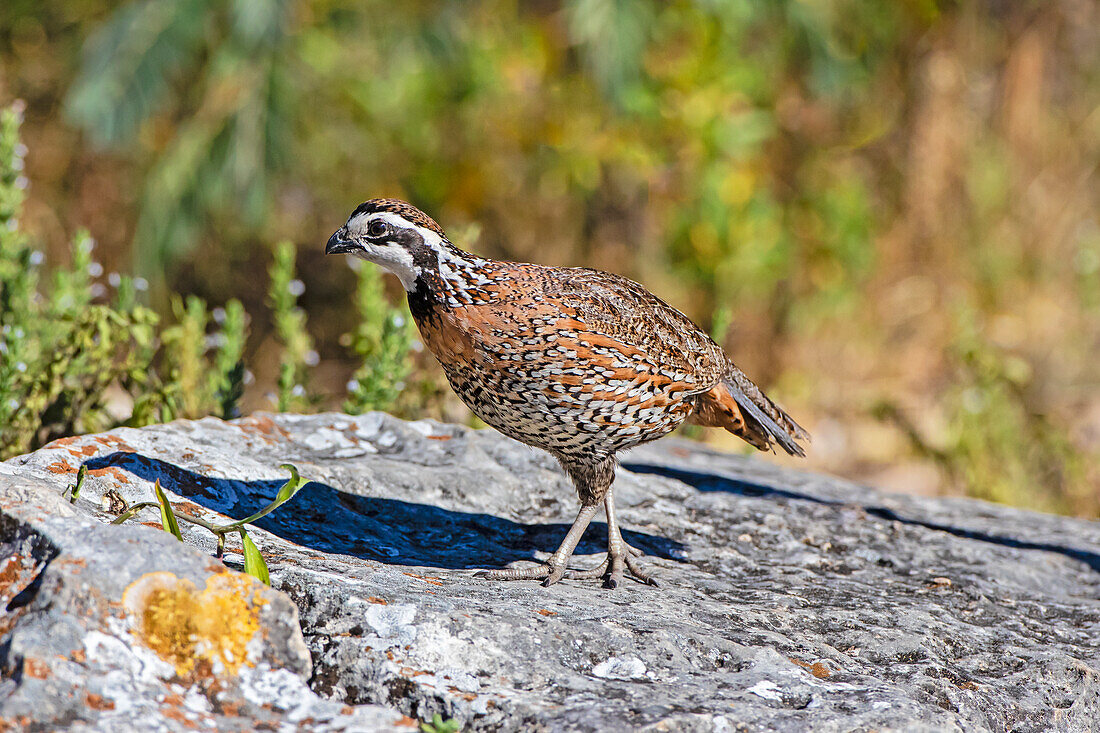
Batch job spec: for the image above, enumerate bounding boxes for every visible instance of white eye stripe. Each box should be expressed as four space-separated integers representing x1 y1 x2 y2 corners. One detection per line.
357 211 446 251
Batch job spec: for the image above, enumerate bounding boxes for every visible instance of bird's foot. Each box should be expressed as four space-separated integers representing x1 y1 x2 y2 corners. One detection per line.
474 561 568 587
564 541 659 588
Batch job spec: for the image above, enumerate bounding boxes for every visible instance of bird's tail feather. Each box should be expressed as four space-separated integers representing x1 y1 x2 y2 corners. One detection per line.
722 372 808 457
690 369 809 457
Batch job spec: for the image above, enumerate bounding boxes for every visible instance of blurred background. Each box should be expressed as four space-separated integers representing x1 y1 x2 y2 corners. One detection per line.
1 0 1097 515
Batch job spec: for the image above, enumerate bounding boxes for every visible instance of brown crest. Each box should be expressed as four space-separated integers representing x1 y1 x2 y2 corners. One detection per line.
351 198 447 238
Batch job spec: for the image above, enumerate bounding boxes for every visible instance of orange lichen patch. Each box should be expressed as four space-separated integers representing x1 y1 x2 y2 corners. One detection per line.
45 461 75 475
449 689 478 701
162 707 200 729
235 415 291 443
68 444 99 458
536 609 557 617
395 716 418 728
43 436 82 449
122 571 269 678
88 466 131 484
790 658 831 679
400 667 432 677
84 693 115 711
23 658 48 679
367 597 389 605
402 572 444 586
0 554 35 597
427 435 452 441
94 434 137 452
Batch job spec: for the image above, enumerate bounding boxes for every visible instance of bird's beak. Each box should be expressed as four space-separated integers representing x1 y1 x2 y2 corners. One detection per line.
325 227 359 255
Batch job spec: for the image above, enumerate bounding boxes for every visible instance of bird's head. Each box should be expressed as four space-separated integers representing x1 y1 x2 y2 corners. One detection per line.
326 198 449 291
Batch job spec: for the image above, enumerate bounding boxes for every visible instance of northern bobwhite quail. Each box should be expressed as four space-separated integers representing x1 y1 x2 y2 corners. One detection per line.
326 199 809 588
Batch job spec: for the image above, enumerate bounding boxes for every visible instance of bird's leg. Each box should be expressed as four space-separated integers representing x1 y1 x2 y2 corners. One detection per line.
474 502 601 586
604 484 658 587
564 484 659 587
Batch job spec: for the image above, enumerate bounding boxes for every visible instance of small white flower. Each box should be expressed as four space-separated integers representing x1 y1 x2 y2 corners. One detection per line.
81 237 96 253
133 277 149 291
291 384 306 397
12 157 24 172
392 314 405 327
212 307 226 323
5 219 17 231
108 272 121 287
12 327 24 339
304 350 319 366
15 362 26 372
346 379 360 392
206 333 227 349
288 279 305 297
7 399 18 411
243 370 255 385
29 250 44 265
14 175 28 190
88 262 104 277
90 283 106 298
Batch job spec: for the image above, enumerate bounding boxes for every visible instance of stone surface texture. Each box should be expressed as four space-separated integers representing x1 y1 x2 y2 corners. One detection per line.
1 411 1098 731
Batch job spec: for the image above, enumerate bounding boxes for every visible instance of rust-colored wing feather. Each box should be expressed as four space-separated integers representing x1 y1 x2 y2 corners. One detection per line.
548 267 809 456
550 268 728 391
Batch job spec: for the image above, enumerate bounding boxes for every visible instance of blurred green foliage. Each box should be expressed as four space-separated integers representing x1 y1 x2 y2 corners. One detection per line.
0 105 412 458
268 240 315 412
1 1 1098 514
342 260 415 415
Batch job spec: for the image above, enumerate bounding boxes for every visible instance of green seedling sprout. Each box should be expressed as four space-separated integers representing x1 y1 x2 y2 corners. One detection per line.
65 465 87 504
112 463 306 585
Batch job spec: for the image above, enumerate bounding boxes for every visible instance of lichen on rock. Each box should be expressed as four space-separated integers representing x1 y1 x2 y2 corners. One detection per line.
122 571 268 677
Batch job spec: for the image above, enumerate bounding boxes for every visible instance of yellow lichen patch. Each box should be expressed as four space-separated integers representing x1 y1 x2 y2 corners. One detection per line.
122 571 269 677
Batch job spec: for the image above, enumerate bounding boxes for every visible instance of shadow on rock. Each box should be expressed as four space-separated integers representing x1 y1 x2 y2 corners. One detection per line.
624 461 1100 574
85 452 684 570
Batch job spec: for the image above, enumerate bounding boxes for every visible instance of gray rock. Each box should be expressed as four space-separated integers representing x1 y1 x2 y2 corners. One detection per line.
3 411 1100 731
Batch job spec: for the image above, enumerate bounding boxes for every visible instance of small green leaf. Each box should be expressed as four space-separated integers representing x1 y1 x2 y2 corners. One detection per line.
153 479 184 541
216 463 309 531
421 714 460 733
274 463 304 505
240 529 270 585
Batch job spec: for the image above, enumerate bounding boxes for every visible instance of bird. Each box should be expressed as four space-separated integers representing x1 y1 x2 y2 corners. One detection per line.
326 199 808 589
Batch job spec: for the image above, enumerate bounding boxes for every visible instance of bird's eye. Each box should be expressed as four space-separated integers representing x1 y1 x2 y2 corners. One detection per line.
367 220 388 237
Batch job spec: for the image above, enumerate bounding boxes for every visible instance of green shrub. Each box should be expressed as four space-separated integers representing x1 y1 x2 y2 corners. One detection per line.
268 240 315 413
0 102 415 458
342 260 415 415
0 105 249 457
